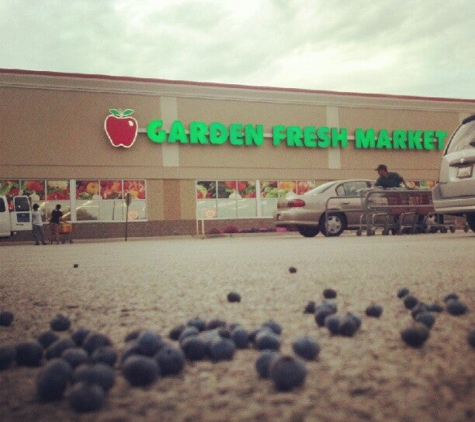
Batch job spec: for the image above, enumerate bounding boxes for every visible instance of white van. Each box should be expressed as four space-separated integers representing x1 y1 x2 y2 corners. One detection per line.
0 195 33 238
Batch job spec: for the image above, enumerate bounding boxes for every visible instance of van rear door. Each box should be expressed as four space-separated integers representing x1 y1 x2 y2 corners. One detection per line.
10 196 32 231
0 196 11 237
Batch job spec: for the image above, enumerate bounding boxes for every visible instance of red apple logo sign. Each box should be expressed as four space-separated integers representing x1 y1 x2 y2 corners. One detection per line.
104 109 138 148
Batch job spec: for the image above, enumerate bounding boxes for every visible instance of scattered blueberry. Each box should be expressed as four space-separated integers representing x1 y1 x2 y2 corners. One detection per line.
269 355 307 391
187 318 207 332
339 316 358 337
122 355 160 387
346 313 362 330
365 304 383 318
315 306 335 327
415 312 436 329
411 303 429 319
324 315 341 335
72 363 115 392
446 300 468 316
68 382 105 413
73 264 79 268
231 327 249 349
37 331 59 349
0 346 16 370
443 293 459 303
82 332 112 355
178 326 200 343
45 338 76 360
180 336 207 361
255 331 281 351
16 341 43 367
227 292 241 303
71 327 91 347
397 287 410 298
262 320 282 335
303 301 316 314
289 266 297 273
61 347 89 368
168 324 186 341
137 331 164 357
401 323 430 348
292 336 320 361
155 344 185 376
468 329 475 348
208 337 236 361
120 341 142 364
403 295 419 310
207 319 227 330
427 303 444 313
323 288 337 299
124 330 141 343
255 350 279 378
50 314 71 332
36 358 72 401
91 346 118 367
0 311 14 327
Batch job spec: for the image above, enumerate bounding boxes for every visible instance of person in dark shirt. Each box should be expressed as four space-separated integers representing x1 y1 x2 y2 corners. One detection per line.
49 204 63 244
374 164 410 188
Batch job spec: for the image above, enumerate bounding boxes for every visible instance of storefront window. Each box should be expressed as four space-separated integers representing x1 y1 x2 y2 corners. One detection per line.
196 181 217 219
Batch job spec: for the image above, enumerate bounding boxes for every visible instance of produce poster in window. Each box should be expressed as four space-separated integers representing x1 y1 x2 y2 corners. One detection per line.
21 180 45 200
219 181 252 199
296 181 315 194
124 180 146 200
47 180 70 200
0 180 20 200
278 181 297 197
76 180 100 199
237 181 256 198
196 181 216 199
100 180 123 199
260 181 278 198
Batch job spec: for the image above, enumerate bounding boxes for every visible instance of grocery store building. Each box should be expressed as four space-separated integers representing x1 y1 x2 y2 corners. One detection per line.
1 68 474 240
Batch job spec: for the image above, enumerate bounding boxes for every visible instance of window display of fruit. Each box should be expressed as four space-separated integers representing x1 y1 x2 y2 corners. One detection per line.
278 181 297 197
76 181 100 200
0 180 20 200
196 182 215 199
100 181 123 200
21 180 45 199
124 180 146 200
47 181 70 200
260 181 278 198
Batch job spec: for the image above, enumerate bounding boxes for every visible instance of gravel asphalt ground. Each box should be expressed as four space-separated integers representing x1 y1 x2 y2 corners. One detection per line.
0 232 474 422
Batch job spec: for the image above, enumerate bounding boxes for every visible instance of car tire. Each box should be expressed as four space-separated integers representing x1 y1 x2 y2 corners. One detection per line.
297 226 320 238
466 213 475 233
320 213 346 237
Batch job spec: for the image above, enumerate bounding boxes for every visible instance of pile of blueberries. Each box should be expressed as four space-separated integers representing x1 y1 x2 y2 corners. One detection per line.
0 278 473 414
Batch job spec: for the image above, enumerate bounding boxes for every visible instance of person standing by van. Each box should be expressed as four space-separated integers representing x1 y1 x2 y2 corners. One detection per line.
49 204 63 244
32 204 47 245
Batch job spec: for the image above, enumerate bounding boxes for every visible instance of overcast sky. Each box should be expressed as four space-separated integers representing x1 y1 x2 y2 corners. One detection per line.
1 0 474 99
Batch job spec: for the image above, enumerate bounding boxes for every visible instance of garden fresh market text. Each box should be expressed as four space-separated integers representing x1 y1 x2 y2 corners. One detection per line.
146 120 447 151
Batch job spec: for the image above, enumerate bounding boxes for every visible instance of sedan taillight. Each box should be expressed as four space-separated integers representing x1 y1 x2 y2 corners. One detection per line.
287 199 306 207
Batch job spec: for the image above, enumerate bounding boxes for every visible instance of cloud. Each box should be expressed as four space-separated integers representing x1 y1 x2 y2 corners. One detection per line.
0 0 474 98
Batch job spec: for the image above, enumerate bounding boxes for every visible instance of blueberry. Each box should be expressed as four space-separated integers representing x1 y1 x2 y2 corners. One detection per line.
178 326 200 343
180 336 207 361
323 288 337 299
315 307 335 327
231 327 249 349
206 319 227 330
427 303 444 313
82 332 112 355
292 336 320 361
303 301 316 314
71 327 91 347
137 331 164 356
208 338 236 361
255 350 279 378
227 292 241 303
411 303 429 319
443 293 459 303
403 295 419 310
91 346 117 367
269 355 307 391
401 323 430 348
289 266 297 273
50 314 71 332
415 312 435 329
37 331 59 349
122 355 160 387
187 318 206 332
397 287 410 298
446 300 468 316
0 346 16 370
68 382 105 413
339 316 358 337
36 358 72 401
16 341 43 367
73 264 78 268
72 363 115 392
324 315 341 335
346 313 362 329
45 338 76 360
255 331 281 351
120 341 142 364
468 329 475 348
217 327 232 339
262 320 282 335
365 304 383 318
155 344 185 376
0 311 14 327
169 324 186 341
322 301 338 313
61 347 89 368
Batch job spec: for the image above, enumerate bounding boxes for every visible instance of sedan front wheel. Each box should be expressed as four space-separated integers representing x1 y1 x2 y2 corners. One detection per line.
320 213 346 237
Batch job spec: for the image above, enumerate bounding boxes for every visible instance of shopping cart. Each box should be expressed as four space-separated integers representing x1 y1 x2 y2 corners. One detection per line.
59 222 73 243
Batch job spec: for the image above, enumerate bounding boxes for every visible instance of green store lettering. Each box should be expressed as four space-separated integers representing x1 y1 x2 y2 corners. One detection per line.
146 120 446 150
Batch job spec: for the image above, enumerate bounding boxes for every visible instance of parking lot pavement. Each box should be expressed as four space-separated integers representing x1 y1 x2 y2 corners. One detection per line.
0 232 474 422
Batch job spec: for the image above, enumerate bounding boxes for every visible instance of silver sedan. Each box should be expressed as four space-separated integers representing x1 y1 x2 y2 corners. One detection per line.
274 179 373 237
